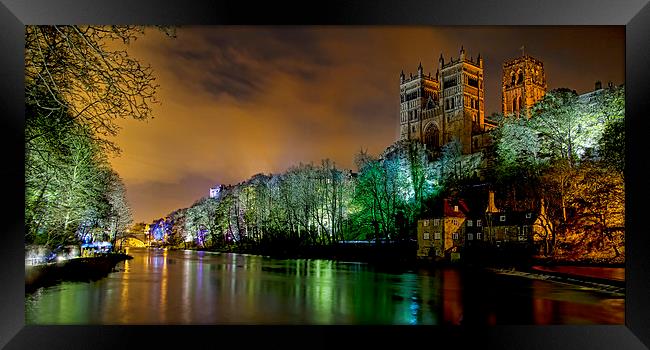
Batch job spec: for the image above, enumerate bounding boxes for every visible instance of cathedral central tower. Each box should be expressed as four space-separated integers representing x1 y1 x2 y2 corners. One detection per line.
502 52 547 117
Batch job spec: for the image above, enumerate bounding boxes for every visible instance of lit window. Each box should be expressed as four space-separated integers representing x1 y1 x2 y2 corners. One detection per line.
423 232 430 240
423 220 429 227
526 213 532 219
452 233 459 240
477 232 482 240
454 205 459 212
453 219 458 225
500 215 506 222
434 232 441 240
477 220 482 227
433 219 440 226
467 220 473 227
468 233 474 241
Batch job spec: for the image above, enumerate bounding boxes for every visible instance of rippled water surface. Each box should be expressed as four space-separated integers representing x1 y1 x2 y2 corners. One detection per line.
25 248 624 324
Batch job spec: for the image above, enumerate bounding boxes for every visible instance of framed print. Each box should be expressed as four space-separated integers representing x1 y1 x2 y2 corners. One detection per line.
1 0 649 349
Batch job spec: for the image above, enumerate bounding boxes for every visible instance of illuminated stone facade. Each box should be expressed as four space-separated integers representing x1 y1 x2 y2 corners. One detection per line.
417 199 469 259
501 54 547 117
399 49 548 154
399 47 491 155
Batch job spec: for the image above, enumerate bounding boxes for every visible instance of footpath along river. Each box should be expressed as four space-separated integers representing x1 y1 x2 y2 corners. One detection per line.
25 247 624 325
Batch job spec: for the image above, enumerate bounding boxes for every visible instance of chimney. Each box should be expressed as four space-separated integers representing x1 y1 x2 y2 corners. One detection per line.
595 81 602 90
485 190 499 213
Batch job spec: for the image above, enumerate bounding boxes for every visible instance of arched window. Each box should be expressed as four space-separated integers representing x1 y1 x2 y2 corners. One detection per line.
511 73 516 85
424 125 440 149
513 98 517 113
518 96 523 113
518 71 524 84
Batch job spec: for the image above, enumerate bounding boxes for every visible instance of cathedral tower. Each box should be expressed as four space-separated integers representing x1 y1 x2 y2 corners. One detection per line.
502 50 547 117
439 46 485 154
399 62 440 145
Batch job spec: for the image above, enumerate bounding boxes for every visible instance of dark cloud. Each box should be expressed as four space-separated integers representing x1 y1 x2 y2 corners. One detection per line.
156 27 332 101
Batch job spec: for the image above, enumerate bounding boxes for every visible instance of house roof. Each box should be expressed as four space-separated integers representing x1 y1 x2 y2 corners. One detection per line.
423 190 540 224
425 198 470 218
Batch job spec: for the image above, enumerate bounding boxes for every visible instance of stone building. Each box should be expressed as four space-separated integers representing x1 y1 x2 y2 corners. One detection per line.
501 53 547 118
399 47 493 155
416 198 470 260
417 191 549 261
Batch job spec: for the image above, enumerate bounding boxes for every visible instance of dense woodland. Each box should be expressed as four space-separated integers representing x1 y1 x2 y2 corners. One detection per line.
24 26 624 263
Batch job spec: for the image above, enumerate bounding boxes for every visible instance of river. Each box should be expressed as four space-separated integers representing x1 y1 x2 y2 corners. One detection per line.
25 247 624 325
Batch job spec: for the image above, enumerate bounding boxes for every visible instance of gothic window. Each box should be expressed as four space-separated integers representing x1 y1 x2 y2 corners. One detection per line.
468 76 479 88
513 98 517 113
518 96 522 113
424 125 440 149
511 73 516 86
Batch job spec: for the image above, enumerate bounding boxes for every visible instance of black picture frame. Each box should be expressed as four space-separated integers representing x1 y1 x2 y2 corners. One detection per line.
1 0 649 349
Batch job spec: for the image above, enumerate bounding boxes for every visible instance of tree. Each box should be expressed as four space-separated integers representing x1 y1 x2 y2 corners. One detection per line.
25 26 171 251
490 113 546 211
25 25 174 152
530 88 604 168
102 170 133 249
599 118 624 173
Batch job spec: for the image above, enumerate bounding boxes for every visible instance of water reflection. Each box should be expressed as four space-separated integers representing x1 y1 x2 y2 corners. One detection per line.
25 248 624 325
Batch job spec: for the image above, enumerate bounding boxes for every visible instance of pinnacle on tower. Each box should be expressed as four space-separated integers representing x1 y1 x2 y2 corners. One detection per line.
439 53 444 63
460 45 465 54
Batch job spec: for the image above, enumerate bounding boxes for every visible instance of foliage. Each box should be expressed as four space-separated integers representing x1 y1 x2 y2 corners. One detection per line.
24 25 169 251
491 86 625 260
25 25 173 152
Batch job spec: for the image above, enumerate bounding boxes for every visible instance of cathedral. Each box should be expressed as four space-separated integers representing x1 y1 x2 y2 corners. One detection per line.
398 47 546 154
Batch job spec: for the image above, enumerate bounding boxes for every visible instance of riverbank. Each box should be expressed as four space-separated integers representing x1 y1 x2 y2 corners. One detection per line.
25 253 132 293
185 244 623 268
180 244 625 291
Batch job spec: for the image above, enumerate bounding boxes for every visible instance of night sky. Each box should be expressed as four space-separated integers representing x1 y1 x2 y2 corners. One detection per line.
107 26 624 223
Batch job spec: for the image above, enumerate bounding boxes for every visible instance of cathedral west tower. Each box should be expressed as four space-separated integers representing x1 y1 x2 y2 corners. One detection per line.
398 46 486 155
